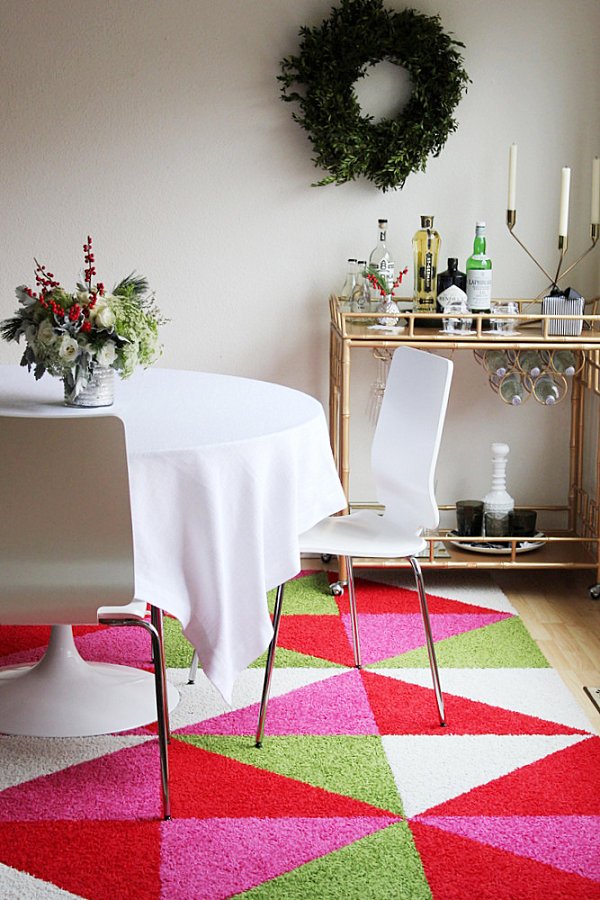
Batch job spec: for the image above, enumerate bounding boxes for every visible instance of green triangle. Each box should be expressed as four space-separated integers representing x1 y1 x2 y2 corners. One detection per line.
371 616 549 669
163 615 196 669
177 734 403 815
235 821 431 899
249 647 343 668
268 572 339 614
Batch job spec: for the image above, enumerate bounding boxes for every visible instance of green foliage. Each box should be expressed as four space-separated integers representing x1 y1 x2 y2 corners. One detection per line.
279 0 470 191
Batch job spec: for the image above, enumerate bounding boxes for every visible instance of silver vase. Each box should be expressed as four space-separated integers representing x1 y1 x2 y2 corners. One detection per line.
64 366 115 408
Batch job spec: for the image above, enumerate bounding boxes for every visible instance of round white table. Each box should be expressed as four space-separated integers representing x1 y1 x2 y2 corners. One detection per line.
0 365 346 734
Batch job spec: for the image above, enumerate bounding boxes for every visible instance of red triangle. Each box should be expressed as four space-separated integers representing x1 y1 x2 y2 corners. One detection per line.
426 735 600 816
0 820 159 900
278 615 355 665
360 670 587 736
410 820 600 899
334 577 504 615
0 624 102 659
169 740 399 819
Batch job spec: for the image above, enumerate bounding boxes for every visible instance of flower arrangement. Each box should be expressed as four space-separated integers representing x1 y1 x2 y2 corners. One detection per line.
366 264 409 298
1 236 165 402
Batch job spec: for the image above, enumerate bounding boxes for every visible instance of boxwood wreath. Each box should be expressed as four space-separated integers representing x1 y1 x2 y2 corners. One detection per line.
279 0 470 191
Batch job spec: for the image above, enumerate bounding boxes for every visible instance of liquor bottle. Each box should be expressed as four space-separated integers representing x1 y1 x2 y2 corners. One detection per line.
466 222 492 327
351 262 370 311
532 373 568 406
339 258 358 303
436 258 467 313
517 349 550 378
412 216 441 323
369 219 395 289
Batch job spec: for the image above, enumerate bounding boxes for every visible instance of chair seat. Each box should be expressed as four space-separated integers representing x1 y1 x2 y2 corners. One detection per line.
98 599 148 620
299 509 426 559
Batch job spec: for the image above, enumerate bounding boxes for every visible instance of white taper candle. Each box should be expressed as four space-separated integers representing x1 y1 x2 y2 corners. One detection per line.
559 167 571 237
508 144 517 210
591 157 600 226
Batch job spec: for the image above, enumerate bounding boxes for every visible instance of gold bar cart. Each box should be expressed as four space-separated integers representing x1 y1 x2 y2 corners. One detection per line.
328 295 600 595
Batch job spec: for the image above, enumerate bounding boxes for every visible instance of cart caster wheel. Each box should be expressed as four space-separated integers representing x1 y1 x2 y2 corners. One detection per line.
330 581 345 597
588 584 600 600
321 554 332 563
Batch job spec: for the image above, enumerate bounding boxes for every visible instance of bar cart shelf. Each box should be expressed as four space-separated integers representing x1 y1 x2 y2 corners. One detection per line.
328 295 600 588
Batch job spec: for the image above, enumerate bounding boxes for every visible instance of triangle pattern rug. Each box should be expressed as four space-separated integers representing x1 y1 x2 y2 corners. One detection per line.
0 569 598 899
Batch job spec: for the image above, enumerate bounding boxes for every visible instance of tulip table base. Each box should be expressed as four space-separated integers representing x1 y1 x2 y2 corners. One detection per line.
0 625 179 737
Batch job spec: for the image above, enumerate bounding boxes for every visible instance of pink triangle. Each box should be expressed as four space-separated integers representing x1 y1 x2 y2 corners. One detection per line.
343 613 510 663
160 816 396 898
417 816 600 882
177 670 378 736
0 742 163 821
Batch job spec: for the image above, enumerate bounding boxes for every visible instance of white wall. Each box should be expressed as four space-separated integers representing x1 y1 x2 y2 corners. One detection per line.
1 0 599 514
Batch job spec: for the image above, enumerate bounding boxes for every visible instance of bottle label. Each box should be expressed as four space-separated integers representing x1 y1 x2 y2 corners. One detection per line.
437 284 468 309
467 270 492 310
377 260 395 287
424 252 433 291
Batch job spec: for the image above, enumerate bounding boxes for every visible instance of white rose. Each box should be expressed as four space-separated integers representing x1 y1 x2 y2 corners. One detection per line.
36 319 56 347
96 341 117 367
58 334 80 363
90 299 116 329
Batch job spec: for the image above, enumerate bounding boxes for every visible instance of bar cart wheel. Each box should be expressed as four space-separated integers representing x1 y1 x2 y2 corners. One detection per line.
330 581 345 596
588 584 600 600
321 554 332 563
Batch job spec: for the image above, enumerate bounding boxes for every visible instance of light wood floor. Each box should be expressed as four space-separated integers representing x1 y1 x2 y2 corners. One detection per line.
305 559 600 735
495 569 600 735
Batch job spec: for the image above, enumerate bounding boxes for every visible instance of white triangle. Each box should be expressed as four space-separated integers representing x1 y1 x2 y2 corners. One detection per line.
0 734 151 791
373 667 595 732
169 666 344 731
382 733 587 817
0 861 84 898
357 569 515 613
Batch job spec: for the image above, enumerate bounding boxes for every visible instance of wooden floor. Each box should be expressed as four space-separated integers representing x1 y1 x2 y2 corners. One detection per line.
306 559 600 735
495 569 600 735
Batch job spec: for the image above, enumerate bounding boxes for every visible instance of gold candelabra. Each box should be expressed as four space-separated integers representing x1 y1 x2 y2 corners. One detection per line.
506 147 599 297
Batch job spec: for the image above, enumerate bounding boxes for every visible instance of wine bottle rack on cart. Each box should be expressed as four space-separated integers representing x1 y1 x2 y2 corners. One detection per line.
328 295 600 595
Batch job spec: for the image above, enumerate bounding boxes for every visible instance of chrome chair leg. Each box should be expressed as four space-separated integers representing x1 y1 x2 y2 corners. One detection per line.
255 583 285 748
99 615 172 820
188 650 199 684
408 556 446 726
344 557 362 669
150 606 171 742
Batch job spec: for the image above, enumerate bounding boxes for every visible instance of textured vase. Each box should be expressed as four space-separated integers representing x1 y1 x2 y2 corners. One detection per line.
63 366 115 408
376 295 400 326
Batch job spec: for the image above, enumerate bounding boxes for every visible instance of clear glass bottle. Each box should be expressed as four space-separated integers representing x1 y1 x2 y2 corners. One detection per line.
532 373 568 405
499 373 531 406
482 349 516 378
517 350 550 378
412 215 441 322
550 349 583 377
466 222 492 326
369 219 395 289
339 258 358 303
351 262 370 311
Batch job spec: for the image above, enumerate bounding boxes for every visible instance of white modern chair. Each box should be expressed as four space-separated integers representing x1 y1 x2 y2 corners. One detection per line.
256 346 454 747
0 415 172 820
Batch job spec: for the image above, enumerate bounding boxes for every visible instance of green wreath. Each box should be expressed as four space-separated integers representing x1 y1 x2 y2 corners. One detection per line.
279 0 470 191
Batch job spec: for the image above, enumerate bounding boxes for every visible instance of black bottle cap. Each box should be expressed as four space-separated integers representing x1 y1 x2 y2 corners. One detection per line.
448 258 458 270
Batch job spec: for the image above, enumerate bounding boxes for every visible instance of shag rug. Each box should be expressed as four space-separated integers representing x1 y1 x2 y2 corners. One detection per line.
0 570 599 899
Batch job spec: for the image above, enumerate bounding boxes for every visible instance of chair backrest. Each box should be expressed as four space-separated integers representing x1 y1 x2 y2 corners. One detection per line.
0 415 135 625
371 346 453 534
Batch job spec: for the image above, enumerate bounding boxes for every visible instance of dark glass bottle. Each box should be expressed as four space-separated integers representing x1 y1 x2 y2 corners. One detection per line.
436 258 467 314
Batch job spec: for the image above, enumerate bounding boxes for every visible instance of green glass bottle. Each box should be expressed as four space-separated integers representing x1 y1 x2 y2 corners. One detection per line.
466 222 492 328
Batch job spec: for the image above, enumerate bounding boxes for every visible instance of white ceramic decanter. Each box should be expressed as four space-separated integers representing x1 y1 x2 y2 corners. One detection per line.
483 442 514 535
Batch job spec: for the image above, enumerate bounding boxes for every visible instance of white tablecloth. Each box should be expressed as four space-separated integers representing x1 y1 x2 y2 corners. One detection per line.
0 365 346 702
